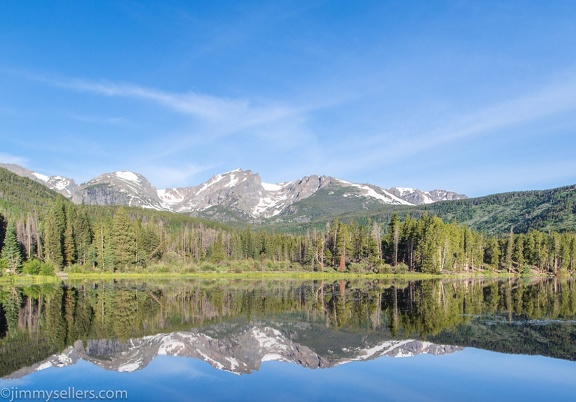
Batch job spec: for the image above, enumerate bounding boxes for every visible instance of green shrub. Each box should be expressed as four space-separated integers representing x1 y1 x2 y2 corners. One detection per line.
379 263 393 274
21 260 56 276
181 265 198 274
288 262 302 271
394 263 409 274
349 262 364 273
200 262 218 272
22 259 42 275
39 261 55 276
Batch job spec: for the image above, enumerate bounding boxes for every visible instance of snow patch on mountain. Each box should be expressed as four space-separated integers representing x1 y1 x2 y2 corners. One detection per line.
262 353 285 362
252 327 287 350
116 171 140 182
46 176 77 197
118 360 143 373
335 179 413 206
262 182 282 191
157 189 186 205
252 190 290 217
33 172 49 182
36 362 53 371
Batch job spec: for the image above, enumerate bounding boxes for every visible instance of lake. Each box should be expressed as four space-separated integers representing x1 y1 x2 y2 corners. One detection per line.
1 277 575 401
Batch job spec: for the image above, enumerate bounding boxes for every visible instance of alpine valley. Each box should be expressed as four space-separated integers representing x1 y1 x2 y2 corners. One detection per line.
0 163 466 223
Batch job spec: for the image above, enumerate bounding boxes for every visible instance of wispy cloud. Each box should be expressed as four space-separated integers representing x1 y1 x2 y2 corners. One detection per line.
32 72 357 129
31 73 331 156
325 71 576 176
35 74 300 126
66 113 128 125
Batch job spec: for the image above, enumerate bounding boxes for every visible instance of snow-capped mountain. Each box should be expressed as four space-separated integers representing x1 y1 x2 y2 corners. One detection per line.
159 170 340 219
71 171 167 210
156 169 465 220
0 164 466 221
386 187 467 205
3 326 462 379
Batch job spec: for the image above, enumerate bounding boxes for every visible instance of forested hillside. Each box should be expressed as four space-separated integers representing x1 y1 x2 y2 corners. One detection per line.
275 184 576 236
422 185 576 234
0 168 61 217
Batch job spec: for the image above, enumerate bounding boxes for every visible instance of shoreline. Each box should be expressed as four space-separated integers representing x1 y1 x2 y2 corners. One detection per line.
0 270 562 285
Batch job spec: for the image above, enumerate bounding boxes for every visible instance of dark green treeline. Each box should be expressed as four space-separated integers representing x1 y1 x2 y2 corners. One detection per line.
1 194 576 274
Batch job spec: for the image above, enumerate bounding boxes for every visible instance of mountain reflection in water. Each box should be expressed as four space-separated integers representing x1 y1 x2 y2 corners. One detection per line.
1 277 575 379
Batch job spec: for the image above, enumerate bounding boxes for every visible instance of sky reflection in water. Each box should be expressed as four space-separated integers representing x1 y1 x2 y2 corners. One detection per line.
2 348 575 402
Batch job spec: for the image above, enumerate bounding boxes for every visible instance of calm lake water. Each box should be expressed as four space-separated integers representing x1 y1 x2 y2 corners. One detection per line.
0 277 575 401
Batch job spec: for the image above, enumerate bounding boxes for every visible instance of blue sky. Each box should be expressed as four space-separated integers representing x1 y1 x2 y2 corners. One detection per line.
1 1 576 197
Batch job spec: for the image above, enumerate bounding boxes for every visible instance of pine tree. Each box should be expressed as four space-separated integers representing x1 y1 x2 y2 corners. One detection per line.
44 197 67 268
74 205 93 266
1 222 22 273
513 234 525 268
110 207 137 270
44 212 63 268
208 233 225 262
63 205 77 266
484 237 500 270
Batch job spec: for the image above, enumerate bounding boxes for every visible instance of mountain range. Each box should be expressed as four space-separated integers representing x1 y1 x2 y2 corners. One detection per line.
0 163 466 223
3 324 461 379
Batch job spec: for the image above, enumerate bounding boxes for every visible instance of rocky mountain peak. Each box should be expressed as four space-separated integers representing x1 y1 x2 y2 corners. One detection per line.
71 170 167 210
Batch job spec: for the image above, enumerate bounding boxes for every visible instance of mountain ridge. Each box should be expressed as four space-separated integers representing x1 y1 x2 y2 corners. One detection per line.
0 163 466 223
3 325 462 379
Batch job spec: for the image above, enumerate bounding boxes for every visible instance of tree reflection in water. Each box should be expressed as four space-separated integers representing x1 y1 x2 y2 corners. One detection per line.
0 277 575 377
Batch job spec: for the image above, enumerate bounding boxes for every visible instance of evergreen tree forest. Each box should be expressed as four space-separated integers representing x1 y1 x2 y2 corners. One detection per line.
1 189 576 275
1 167 575 276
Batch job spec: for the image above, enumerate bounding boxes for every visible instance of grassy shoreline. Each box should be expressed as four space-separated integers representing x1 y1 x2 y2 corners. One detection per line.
0 270 559 285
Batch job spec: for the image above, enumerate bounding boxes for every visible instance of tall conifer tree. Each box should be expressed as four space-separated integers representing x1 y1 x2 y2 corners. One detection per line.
1 222 22 272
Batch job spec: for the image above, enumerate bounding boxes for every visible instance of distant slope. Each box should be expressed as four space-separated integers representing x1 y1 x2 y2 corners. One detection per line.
0 163 77 197
420 184 576 234
0 167 60 217
269 184 399 224
272 184 576 235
